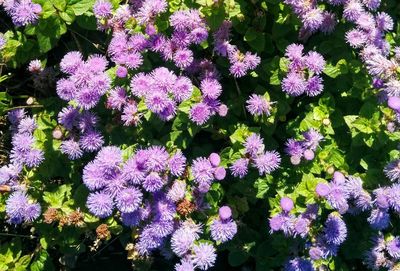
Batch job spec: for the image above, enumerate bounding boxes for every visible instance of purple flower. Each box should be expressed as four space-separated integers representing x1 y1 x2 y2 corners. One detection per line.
208 153 221 167
58 106 79 130
10 0 41 27
24 149 44 168
293 217 310 238
79 130 104 152
244 134 264 157
384 160 400 182
302 129 323 151
120 211 141 227
269 214 285 232
200 78 222 99
219 206 232 220
171 227 197 256
115 187 143 213
284 257 313 271
60 51 83 74
175 259 195 271
230 158 249 178
280 197 294 212
285 44 304 61
368 208 390 230
316 183 330 197
305 51 325 74
116 66 128 78
246 94 271 116
143 172 164 192
8 109 26 125
107 87 127 110
191 243 217 270
60 139 83 160
191 157 214 184
168 151 186 177
83 161 107 191
6 191 40 224
302 8 323 32
324 213 347 245
28 59 43 73
93 0 112 18
309 247 324 260
167 180 186 202
87 192 114 218
121 102 140 126
56 78 76 101
213 167 226 180
210 218 237 243
172 76 193 102
189 102 211 125
282 73 306 96
254 151 281 175
305 76 324 97
345 29 367 48
174 48 194 69
122 156 146 185
386 237 400 259
285 139 304 158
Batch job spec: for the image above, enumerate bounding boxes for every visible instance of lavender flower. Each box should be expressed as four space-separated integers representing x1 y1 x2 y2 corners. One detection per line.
87 192 114 218
192 243 217 270
324 213 347 245
246 94 272 116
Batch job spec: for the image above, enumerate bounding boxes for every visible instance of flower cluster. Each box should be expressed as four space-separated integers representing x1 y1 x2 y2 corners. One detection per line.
7 109 44 168
285 129 324 165
93 3 259 126
269 197 318 238
210 206 237 243
0 0 42 26
57 52 111 110
270 195 347 269
213 20 261 77
5 191 41 224
283 0 337 40
230 133 281 178
0 109 43 225
191 153 226 193
281 44 326 97
58 107 104 160
81 144 235 269
364 233 400 270
316 171 400 231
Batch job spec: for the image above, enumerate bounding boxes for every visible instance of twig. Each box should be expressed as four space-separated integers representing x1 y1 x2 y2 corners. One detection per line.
0 232 37 238
234 78 247 117
70 31 83 53
91 236 119 258
70 30 105 53
4 104 43 111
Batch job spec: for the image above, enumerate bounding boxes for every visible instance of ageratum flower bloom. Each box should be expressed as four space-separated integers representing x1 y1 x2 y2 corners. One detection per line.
284 257 313 271
191 243 217 270
6 191 41 224
9 0 42 27
324 213 347 245
246 94 272 116
86 192 114 218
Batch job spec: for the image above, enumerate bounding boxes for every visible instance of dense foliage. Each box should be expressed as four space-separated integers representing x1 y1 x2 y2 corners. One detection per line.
1 0 400 270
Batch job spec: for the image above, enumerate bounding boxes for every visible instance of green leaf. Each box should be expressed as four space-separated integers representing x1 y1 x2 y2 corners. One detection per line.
51 0 66 11
228 250 249 267
68 0 95 15
323 59 348 78
42 184 72 208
